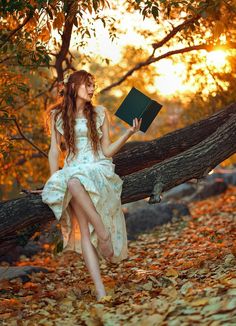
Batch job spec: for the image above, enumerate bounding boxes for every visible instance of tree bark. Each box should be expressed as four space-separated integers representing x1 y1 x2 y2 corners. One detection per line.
121 110 236 203
55 0 78 81
0 103 235 245
114 102 236 176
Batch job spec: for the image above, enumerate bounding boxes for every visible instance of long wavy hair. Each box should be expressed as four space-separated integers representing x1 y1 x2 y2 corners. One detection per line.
46 70 100 163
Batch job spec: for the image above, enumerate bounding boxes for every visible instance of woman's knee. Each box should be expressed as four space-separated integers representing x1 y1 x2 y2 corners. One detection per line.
67 177 82 193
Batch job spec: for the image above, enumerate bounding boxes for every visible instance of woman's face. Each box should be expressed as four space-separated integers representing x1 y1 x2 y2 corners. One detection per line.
76 77 95 102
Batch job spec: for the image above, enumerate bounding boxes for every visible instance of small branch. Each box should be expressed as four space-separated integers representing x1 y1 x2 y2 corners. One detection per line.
0 56 16 64
4 63 55 67
205 64 225 93
47 51 57 56
149 182 164 204
64 57 76 71
4 78 58 112
0 117 47 158
0 109 8 114
0 11 34 48
151 15 201 54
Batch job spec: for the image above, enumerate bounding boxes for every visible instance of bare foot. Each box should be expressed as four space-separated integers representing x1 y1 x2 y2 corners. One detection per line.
97 295 113 303
97 231 114 261
91 284 106 301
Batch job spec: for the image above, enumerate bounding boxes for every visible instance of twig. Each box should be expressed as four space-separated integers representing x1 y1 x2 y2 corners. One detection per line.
0 117 48 157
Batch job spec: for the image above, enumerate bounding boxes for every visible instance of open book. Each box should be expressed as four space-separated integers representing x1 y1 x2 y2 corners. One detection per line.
114 87 163 133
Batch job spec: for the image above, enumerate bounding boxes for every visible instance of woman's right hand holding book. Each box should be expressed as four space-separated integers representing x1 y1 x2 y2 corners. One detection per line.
127 118 142 135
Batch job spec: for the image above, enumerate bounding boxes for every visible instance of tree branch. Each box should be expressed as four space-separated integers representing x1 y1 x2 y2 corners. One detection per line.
0 117 47 158
1 78 57 112
114 102 236 176
4 63 55 67
121 111 236 203
100 42 236 93
55 0 79 81
151 14 201 54
0 11 34 49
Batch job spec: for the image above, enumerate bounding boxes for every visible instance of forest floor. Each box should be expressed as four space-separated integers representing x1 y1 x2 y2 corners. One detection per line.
0 186 236 326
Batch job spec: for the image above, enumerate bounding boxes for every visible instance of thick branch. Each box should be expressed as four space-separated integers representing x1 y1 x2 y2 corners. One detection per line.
55 1 78 81
114 102 236 176
0 196 50 239
121 112 236 203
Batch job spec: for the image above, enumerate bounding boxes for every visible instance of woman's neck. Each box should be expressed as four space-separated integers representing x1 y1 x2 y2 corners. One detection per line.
76 97 86 113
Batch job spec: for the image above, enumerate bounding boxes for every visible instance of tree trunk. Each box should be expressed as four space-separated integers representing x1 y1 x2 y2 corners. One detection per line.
0 103 236 249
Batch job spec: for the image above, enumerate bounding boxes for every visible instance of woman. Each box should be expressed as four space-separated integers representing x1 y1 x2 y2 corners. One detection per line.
41 69 142 301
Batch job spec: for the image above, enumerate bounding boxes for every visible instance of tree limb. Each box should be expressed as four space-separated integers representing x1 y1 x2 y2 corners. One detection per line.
0 117 47 158
55 0 79 81
0 11 34 48
100 42 236 93
121 111 236 203
151 14 201 53
114 102 236 176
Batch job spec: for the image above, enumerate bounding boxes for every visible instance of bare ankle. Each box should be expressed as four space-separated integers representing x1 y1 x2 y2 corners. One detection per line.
96 285 106 299
98 229 109 241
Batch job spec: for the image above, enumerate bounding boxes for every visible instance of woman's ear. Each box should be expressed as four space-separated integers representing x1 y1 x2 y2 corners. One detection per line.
71 83 75 90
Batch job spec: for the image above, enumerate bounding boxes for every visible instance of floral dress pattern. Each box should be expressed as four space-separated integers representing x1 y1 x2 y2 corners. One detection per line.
41 105 128 263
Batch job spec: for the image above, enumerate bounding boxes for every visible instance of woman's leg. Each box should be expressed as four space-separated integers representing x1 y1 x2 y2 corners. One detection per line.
68 198 106 300
67 178 113 258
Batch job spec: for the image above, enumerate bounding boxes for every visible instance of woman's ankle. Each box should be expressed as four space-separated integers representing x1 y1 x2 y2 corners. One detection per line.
95 285 106 299
98 229 110 242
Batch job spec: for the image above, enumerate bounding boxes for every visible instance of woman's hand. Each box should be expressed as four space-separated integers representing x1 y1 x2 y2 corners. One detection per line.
127 117 142 135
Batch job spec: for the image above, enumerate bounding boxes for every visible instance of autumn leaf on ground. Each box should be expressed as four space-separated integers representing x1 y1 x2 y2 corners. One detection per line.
0 186 236 325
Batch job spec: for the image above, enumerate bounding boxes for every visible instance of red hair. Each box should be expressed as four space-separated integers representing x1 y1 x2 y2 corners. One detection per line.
46 70 100 163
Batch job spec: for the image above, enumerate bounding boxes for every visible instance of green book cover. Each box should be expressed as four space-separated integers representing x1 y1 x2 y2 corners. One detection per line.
114 87 163 133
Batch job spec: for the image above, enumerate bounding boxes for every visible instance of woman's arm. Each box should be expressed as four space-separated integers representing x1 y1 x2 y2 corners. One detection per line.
100 109 142 158
48 112 61 175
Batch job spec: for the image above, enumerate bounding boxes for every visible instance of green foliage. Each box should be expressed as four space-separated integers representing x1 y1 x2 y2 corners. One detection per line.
0 0 50 15
127 0 236 29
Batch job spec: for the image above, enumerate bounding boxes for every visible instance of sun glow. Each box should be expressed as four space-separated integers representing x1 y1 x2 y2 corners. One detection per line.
152 59 190 96
206 50 228 68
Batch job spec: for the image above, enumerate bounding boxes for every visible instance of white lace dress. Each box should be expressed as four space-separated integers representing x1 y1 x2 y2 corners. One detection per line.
41 105 128 263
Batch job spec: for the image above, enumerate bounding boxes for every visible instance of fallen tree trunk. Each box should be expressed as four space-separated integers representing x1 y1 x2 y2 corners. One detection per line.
0 103 236 247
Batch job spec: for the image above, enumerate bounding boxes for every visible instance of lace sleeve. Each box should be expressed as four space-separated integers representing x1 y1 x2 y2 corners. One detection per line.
96 105 106 127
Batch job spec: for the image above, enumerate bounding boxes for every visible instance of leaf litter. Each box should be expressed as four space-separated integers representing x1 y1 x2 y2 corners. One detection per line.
0 186 236 325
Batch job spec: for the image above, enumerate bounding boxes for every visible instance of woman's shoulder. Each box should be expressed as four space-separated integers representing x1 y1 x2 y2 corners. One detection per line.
50 108 61 118
50 109 63 134
95 105 106 114
95 105 107 125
